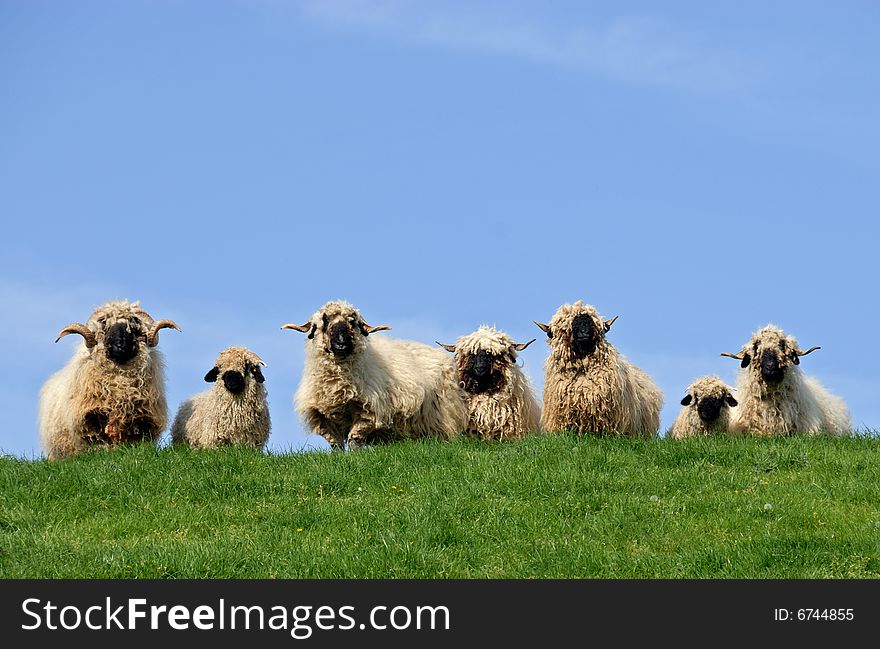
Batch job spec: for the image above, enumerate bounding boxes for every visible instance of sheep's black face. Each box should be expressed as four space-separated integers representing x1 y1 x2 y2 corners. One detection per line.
222 370 246 394
104 322 139 364
570 314 599 358
697 396 723 423
329 321 355 358
461 351 504 394
760 349 785 384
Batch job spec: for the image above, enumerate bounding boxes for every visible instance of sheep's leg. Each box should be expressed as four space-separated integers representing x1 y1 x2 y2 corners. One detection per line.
83 411 109 445
104 417 124 445
127 417 159 443
347 413 377 451
304 409 346 450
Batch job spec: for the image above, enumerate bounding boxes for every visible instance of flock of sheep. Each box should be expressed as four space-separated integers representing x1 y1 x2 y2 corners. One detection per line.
37 298 852 459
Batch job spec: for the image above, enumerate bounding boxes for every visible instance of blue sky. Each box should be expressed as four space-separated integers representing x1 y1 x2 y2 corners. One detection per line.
2 0 878 457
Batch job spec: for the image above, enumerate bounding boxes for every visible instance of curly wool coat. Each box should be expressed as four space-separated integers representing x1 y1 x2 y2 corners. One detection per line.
724 325 850 436
38 300 178 459
440 325 541 440
538 301 662 437
288 301 468 449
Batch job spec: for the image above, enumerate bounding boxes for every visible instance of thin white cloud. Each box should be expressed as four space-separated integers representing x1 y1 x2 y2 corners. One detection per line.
295 0 758 95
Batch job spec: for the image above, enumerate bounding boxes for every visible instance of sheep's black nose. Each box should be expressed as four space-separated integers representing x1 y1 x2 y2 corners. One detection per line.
760 350 785 384
104 322 138 364
471 353 491 378
329 322 354 358
570 314 598 357
697 397 723 423
222 370 246 394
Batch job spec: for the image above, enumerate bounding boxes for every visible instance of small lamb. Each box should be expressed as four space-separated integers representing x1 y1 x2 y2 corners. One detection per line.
171 347 271 449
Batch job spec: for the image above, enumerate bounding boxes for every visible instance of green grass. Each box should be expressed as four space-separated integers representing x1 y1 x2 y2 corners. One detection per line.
1 435 879 578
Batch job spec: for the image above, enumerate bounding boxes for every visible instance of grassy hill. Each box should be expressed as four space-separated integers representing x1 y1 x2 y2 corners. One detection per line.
1 435 878 578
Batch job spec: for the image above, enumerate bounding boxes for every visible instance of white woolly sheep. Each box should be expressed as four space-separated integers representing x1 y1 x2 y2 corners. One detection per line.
668 375 737 439
283 300 468 450
38 300 180 459
535 300 663 437
721 324 850 436
437 325 541 441
171 347 271 449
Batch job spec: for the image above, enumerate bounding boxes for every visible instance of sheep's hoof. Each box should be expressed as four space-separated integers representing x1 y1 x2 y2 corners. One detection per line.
347 438 364 451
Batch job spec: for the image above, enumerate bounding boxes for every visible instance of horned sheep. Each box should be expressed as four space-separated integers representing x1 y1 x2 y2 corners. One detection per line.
721 324 850 436
535 300 663 437
171 347 271 449
283 300 468 449
38 300 179 459
437 325 541 440
669 375 737 439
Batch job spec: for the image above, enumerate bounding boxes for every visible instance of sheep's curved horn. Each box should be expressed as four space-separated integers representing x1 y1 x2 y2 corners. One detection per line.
436 341 456 353
281 322 313 333
147 320 180 347
534 321 552 337
604 315 619 332
514 338 536 351
251 352 267 366
132 307 155 323
720 352 745 360
362 322 391 335
55 323 97 348
797 346 821 357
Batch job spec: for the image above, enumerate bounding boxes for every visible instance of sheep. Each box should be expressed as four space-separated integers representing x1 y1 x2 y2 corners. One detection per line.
171 347 271 449
720 324 850 436
668 375 737 439
436 325 541 441
282 300 468 450
38 300 180 459
535 300 663 437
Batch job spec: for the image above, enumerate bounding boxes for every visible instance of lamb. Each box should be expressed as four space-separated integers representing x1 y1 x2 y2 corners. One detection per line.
436 325 541 440
171 347 271 449
535 300 663 437
283 300 468 450
668 375 737 439
721 324 850 436
38 300 180 459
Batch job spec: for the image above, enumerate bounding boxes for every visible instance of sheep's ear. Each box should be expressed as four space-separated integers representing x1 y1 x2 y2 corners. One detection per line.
251 365 265 384
534 321 552 338
680 394 692 406
436 342 456 353
513 339 536 352
604 315 619 333
204 367 220 382
740 352 751 368
725 394 738 407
